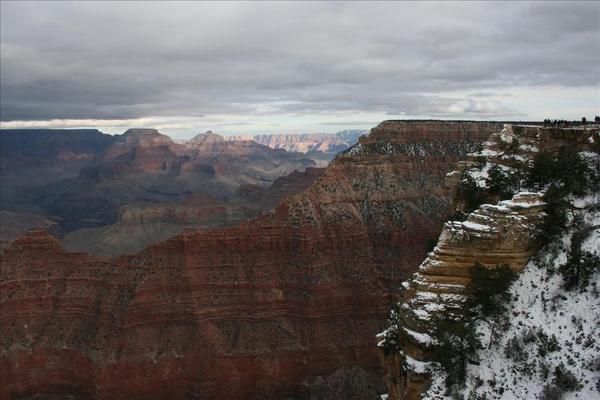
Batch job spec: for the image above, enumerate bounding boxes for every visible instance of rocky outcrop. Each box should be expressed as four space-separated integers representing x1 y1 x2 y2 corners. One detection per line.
83 146 189 178
186 130 227 147
183 132 318 180
0 230 137 400
0 129 119 244
378 123 600 400
103 128 182 159
236 167 325 208
83 128 191 177
1 128 321 253
1 120 502 399
362 120 499 141
0 129 117 214
249 133 349 154
378 192 545 400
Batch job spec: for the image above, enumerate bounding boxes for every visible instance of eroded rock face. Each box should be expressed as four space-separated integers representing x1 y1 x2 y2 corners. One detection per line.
378 123 600 400
0 230 138 400
0 120 500 399
378 193 546 400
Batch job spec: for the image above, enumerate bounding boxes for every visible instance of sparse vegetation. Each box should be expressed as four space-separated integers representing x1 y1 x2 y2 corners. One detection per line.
537 330 561 357
426 237 439 253
428 263 517 393
485 165 513 199
380 304 401 355
384 127 600 399
502 137 520 158
430 307 480 395
553 363 582 392
527 151 556 191
539 384 563 400
456 174 487 212
526 147 590 195
540 184 570 242
559 218 600 291
468 263 517 317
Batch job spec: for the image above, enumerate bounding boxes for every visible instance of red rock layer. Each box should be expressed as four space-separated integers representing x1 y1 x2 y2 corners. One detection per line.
1 121 501 399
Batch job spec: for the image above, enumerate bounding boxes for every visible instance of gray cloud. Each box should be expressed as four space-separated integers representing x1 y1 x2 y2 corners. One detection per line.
0 1 598 123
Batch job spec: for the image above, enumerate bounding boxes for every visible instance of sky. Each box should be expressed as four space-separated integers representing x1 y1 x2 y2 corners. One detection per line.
0 1 599 139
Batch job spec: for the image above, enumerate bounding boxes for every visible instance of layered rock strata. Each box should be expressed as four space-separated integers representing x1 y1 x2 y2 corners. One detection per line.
379 123 599 400
1 121 502 399
378 192 545 400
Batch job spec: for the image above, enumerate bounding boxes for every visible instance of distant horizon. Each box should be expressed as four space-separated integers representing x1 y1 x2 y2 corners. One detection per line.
1 111 598 140
0 124 371 139
2 116 599 140
1 2 598 140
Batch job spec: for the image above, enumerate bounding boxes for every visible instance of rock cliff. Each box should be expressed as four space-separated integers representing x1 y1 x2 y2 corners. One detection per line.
378 192 545 400
1 120 502 399
378 123 599 400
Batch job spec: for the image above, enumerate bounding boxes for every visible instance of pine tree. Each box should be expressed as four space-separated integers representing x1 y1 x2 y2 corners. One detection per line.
468 263 516 317
429 305 480 393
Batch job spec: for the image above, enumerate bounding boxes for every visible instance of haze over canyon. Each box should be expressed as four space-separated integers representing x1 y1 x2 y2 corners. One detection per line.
1 1 599 399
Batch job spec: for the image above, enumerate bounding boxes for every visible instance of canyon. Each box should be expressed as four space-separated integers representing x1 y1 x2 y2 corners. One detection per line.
3 2 597 399
0 120 502 399
228 130 366 157
0 128 322 255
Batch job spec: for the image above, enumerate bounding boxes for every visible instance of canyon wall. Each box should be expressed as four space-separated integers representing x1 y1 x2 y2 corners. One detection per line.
378 124 599 400
379 193 545 400
1 121 502 399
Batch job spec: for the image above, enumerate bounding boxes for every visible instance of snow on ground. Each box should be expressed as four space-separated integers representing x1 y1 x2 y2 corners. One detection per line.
499 126 515 143
520 144 539 152
403 327 436 346
344 142 363 156
403 351 435 374
461 220 495 232
500 193 545 209
474 149 500 158
501 154 527 162
466 162 511 188
422 196 600 400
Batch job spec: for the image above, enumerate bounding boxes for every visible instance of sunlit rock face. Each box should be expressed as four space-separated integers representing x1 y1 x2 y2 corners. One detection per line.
1 120 501 399
241 130 366 155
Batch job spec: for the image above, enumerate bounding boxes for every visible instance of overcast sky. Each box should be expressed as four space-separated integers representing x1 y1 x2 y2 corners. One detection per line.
1 1 598 138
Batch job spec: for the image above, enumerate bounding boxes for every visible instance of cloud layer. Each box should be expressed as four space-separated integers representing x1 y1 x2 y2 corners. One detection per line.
1 1 598 135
